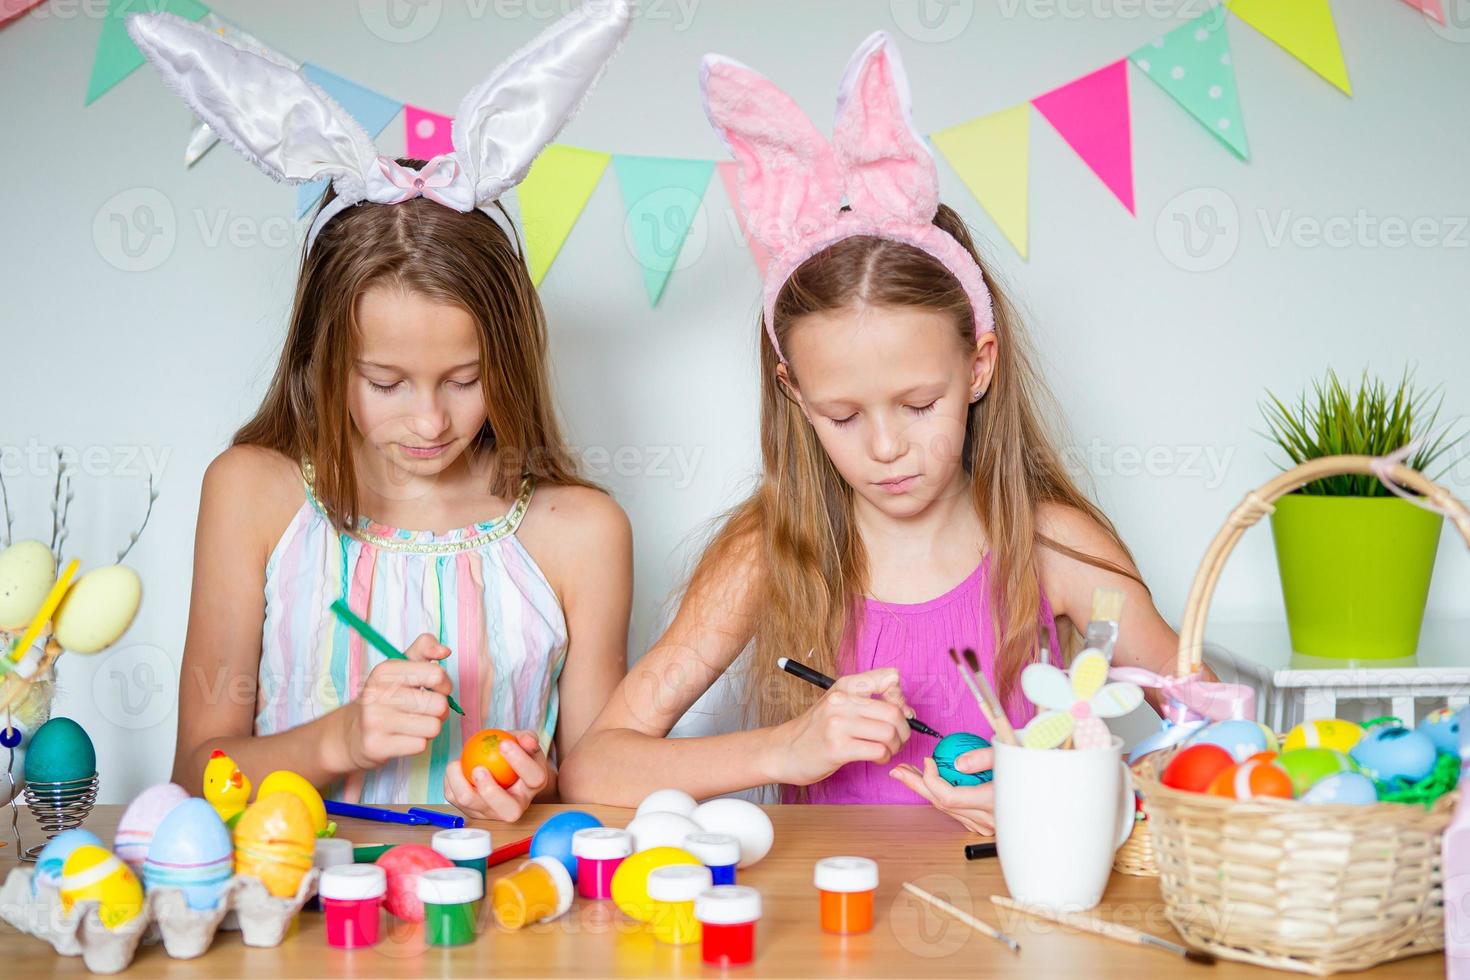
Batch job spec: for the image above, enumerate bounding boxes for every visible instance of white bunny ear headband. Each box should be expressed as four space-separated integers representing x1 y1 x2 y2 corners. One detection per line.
127 0 632 253
700 31 995 364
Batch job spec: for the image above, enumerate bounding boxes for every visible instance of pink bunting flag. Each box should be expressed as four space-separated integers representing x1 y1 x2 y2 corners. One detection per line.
716 160 772 277
405 105 454 160
1 0 45 27
1032 59 1135 215
1400 0 1446 24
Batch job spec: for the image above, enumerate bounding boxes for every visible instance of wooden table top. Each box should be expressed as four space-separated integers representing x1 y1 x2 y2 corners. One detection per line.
0 803 1445 977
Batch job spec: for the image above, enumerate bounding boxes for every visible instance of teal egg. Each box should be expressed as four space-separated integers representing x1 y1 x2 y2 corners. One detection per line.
933 732 992 787
23 717 96 783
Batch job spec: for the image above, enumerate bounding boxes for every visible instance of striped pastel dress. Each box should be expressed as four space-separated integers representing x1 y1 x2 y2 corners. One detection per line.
256 460 567 804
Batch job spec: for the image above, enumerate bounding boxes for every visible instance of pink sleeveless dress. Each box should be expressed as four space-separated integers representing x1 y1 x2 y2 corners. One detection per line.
796 552 1060 804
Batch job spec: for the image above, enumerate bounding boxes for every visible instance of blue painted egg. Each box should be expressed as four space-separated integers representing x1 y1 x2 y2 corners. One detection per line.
1127 720 1204 764
530 810 603 880
22 717 96 783
1300 771 1380 805
1186 719 1277 762
1420 708 1464 756
143 798 235 910
1350 725 1438 784
33 828 103 893
933 732 992 786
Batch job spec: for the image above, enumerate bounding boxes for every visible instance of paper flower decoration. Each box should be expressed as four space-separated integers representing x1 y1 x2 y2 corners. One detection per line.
1019 650 1143 749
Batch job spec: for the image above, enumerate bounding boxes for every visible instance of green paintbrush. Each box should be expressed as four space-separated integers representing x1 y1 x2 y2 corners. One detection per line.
330 598 464 715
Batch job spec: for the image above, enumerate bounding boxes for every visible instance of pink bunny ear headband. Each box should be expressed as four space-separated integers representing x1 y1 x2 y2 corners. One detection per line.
127 0 631 254
700 31 995 365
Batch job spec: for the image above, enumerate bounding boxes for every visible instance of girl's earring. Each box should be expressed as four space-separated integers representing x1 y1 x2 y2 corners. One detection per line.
970 388 986 403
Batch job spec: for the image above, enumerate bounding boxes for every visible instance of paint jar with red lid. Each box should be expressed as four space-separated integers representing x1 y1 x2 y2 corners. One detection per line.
696 885 762 966
320 864 387 949
814 857 877 934
571 827 632 900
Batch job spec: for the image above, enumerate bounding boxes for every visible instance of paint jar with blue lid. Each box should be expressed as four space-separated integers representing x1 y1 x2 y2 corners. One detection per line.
683 832 740 885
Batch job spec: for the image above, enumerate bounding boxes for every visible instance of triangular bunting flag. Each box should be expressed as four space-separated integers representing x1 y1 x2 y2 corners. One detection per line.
2 0 46 27
517 144 611 287
1226 0 1351 95
295 64 404 217
612 155 715 306
86 0 211 104
1400 0 1446 24
405 106 454 160
930 104 1032 258
1132 12 1249 160
1032 60 1135 215
715 161 772 276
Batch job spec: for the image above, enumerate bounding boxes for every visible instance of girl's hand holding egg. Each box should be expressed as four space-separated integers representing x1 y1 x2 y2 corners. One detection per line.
444 729 552 821
769 668 913 786
890 747 996 835
338 633 452 771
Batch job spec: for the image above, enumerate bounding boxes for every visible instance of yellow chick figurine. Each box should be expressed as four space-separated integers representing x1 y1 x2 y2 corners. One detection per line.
203 749 251 826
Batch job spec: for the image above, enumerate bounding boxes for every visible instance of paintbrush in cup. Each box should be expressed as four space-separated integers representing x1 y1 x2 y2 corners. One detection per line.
948 647 1016 746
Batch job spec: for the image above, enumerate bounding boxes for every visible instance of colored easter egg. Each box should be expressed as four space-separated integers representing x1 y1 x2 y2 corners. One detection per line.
1421 708 1464 756
114 782 189 873
1351 725 1438 784
1160 744 1235 793
1282 719 1363 754
52 564 142 654
1187 719 1277 762
460 728 518 788
634 788 699 820
692 798 775 869
144 798 235 910
233 791 316 898
530 810 602 880
1127 720 1204 765
33 829 103 892
0 540 56 630
1206 757 1293 800
60 844 144 930
256 770 329 837
933 732 993 787
1301 771 1380 806
627 810 702 853
23 716 96 783
376 843 453 922
1276 748 1358 797
609 846 701 922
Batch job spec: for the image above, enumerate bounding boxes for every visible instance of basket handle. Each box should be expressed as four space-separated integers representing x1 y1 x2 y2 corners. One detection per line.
1175 454 1470 677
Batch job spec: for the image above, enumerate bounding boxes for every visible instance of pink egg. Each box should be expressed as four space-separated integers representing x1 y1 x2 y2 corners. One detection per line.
114 783 189 873
376 844 452 922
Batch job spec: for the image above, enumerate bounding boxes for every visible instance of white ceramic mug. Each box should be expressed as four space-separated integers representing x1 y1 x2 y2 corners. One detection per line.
993 734 1134 910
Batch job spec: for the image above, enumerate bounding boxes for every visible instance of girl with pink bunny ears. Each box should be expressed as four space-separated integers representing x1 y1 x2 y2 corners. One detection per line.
563 31 1182 832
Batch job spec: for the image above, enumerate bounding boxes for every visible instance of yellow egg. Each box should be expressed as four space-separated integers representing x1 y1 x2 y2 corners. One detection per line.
233 791 315 898
53 565 142 654
1283 719 1363 754
609 846 700 922
60 844 144 930
256 770 329 837
0 540 57 630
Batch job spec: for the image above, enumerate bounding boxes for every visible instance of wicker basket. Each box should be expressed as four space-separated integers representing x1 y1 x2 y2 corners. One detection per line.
1112 762 1159 877
1134 454 1465 975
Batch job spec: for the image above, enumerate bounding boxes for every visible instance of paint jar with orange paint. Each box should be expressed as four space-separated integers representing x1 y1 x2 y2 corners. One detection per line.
491 856 574 930
814 857 878 934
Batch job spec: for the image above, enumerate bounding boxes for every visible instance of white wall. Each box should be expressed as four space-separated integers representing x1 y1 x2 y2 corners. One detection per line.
2 1 1467 801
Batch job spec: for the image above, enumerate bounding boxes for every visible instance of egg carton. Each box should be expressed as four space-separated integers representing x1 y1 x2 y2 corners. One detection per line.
0 865 320 974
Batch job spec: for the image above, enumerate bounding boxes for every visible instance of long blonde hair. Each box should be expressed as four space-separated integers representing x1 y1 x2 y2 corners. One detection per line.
692 204 1145 730
232 158 594 530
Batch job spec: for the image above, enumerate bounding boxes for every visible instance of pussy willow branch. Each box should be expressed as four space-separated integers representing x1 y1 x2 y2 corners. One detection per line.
116 472 158 564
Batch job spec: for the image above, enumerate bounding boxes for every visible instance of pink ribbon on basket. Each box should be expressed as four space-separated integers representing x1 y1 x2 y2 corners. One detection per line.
1369 439 1457 519
1108 667 1254 726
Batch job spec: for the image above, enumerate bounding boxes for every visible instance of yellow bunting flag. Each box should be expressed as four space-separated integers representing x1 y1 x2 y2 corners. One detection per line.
930 104 1031 259
517 144 611 287
1226 0 1352 95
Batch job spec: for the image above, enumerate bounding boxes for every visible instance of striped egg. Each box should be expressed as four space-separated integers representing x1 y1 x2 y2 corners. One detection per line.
114 782 189 874
1206 754 1294 800
144 798 235 910
233 791 315 898
60 844 145 930
33 828 103 893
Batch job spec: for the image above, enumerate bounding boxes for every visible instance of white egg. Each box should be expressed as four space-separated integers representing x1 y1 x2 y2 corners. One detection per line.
0 540 57 630
626 811 703 852
692 798 774 869
53 565 142 654
634 788 699 820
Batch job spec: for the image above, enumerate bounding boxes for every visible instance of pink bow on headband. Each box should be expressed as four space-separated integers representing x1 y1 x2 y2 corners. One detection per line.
1108 666 1255 727
377 155 461 208
700 32 995 363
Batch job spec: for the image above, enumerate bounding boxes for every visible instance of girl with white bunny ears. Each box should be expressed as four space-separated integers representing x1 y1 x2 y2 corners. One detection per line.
133 3 636 820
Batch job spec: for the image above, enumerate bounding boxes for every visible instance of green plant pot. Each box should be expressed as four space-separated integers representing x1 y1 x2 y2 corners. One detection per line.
1269 494 1443 661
